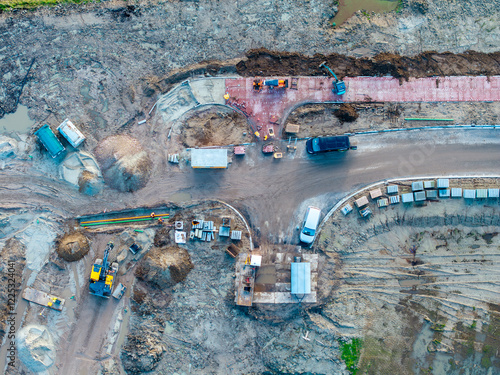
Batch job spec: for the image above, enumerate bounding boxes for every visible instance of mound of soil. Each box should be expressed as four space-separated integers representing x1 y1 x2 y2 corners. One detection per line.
135 247 194 289
17 325 55 373
180 107 252 147
236 49 500 81
78 170 102 196
334 103 358 123
94 135 152 192
153 227 171 248
56 232 90 262
121 320 165 374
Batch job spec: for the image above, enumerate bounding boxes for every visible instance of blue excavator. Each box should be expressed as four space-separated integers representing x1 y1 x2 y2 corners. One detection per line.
319 61 346 96
89 242 118 298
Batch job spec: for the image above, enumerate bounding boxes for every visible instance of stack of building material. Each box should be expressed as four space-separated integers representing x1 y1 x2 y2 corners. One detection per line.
424 180 435 189
387 185 398 194
414 191 426 201
463 189 476 199
476 189 488 199
426 190 438 199
488 188 500 198
439 189 450 198
390 195 400 204
377 198 389 207
437 179 449 189
370 188 382 199
402 193 414 203
451 188 463 198
412 181 424 191
231 231 242 240
341 204 353 215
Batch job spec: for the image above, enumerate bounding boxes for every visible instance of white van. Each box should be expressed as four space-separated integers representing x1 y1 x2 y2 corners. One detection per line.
299 206 321 244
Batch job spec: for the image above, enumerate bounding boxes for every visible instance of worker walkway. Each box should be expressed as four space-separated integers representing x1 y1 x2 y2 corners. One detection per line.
155 75 500 140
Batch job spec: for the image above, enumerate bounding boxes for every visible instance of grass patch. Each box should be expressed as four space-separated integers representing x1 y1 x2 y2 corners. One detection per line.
340 338 362 375
0 0 94 11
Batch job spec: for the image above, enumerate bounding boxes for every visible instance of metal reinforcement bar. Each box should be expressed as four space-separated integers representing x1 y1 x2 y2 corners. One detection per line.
80 213 170 225
404 118 454 121
81 217 168 227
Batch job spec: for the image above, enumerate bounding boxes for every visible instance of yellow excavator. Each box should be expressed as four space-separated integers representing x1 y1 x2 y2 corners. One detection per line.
89 242 118 298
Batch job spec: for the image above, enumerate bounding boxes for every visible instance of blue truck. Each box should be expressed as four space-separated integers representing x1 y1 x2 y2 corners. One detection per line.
34 124 65 158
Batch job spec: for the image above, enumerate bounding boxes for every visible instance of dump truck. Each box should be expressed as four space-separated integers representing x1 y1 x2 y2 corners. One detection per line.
89 242 118 298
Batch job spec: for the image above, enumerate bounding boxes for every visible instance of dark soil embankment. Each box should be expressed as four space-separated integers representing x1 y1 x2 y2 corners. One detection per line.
236 49 500 81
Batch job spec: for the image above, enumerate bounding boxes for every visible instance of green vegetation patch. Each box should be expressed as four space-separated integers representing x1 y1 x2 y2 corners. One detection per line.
340 337 362 375
0 0 93 11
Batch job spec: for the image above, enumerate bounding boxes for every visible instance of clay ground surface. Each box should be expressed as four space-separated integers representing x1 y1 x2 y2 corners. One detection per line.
0 0 499 374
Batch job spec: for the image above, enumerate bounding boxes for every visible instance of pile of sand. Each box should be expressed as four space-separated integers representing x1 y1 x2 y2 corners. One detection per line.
17 325 55 373
94 135 152 192
56 231 90 262
135 246 194 288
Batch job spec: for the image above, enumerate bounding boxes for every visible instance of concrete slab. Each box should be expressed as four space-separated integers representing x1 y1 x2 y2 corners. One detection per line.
189 78 226 105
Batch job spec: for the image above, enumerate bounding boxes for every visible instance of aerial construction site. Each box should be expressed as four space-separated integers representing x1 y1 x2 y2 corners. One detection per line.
0 0 499 374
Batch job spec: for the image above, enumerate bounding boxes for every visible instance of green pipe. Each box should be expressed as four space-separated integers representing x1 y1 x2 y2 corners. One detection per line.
404 118 454 121
134 229 144 233
81 217 155 227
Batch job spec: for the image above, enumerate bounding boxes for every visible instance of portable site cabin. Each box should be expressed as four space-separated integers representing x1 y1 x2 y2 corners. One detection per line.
34 124 65 158
291 262 311 295
191 148 228 169
57 119 85 148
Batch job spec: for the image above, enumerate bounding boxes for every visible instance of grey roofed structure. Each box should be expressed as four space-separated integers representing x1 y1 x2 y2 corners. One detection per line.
463 189 476 199
291 262 311 295
476 189 488 199
488 188 500 198
451 188 463 198
414 191 426 201
412 181 424 191
426 190 438 199
191 148 228 168
439 189 450 198
402 193 414 203
437 179 449 189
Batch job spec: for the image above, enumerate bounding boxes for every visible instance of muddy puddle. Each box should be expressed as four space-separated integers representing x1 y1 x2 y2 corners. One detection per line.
0 105 34 134
333 0 399 26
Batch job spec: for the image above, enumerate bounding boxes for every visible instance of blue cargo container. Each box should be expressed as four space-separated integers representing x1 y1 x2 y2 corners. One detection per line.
34 124 65 158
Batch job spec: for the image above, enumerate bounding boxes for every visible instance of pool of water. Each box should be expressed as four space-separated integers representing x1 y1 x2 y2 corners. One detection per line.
0 105 35 134
332 0 399 26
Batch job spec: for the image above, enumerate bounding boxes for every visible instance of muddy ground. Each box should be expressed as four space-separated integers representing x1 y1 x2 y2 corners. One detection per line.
180 107 253 148
317 180 500 374
0 0 498 140
237 49 500 81
285 102 500 138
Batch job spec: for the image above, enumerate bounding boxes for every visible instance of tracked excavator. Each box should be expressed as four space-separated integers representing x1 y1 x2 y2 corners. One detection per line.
319 61 346 95
89 242 118 298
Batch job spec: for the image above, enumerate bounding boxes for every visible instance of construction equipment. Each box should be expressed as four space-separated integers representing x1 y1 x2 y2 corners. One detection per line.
89 242 118 298
253 79 288 91
319 61 346 95
264 79 288 89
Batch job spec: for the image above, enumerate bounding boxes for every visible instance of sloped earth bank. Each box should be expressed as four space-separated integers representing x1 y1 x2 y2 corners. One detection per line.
0 0 499 139
317 196 500 374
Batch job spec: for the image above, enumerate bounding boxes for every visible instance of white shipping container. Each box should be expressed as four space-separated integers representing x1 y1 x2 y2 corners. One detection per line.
57 119 85 148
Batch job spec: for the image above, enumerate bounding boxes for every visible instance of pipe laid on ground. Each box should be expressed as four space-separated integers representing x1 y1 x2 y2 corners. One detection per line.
404 118 454 121
80 213 169 224
81 217 160 227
